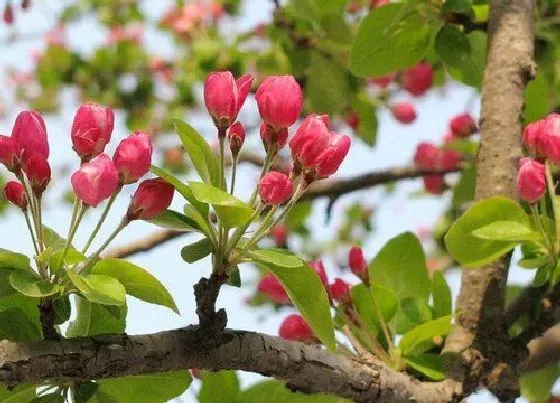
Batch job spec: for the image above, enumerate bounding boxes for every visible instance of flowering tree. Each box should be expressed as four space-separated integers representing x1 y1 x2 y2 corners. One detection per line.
0 0 558 402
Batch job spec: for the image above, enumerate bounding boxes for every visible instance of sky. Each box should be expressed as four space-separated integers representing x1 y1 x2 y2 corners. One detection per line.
0 1 541 402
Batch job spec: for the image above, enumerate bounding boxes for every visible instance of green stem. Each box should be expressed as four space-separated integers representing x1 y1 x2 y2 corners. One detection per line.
370 287 395 352
219 137 226 191
545 161 560 250
35 194 45 252
82 188 121 254
57 202 87 272
23 210 40 256
230 155 238 194
227 201 263 253
531 205 554 257
79 218 129 274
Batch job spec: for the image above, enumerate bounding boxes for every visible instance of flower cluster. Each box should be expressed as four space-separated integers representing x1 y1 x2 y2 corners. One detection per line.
161 1 224 38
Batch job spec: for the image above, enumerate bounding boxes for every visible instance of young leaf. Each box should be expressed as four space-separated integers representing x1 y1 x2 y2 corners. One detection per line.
92 258 179 314
351 95 378 147
241 248 302 269
148 209 204 233
199 371 240 403
66 296 127 337
472 221 541 242
404 354 446 381
53 295 71 324
0 307 43 341
399 315 452 356
445 196 530 268
9 270 62 298
448 31 487 88
306 51 350 114
0 249 31 271
0 384 38 402
239 379 349 403
0 293 42 339
181 238 213 263
519 363 559 403
435 25 471 68
0 269 16 298
351 283 396 338
432 271 452 318
66 269 126 306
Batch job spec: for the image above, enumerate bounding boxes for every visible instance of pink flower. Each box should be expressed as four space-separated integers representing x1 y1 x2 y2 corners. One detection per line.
11 111 49 159
127 177 175 220
401 62 434 97
259 172 293 205
3 2 14 25
23 153 51 195
523 119 547 158
256 75 303 129
113 131 153 184
330 278 351 304
348 246 368 280
313 133 351 179
517 157 546 203
289 114 331 166
71 104 115 161
450 113 477 138
71 154 119 207
260 123 288 151
257 274 290 304
203 71 253 130
441 149 461 170
542 114 560 164
0 135 19 171
309 260 329 287
279 314 317 343
3 181 27 210
391 102 417 124
227 122 245 156
414 142 441 170
423 175 445 195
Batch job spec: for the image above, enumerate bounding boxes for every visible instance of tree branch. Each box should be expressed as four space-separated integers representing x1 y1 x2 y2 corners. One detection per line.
520 324 560 373
0 326 459 403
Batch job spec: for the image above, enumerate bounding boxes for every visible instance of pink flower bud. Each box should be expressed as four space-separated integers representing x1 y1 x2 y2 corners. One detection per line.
279 314 317 343
414 142 441 170
3 2 14 25
113 131 153 184
517 157 546 203
348 246 368 280
260 123 288 151
11 111 49 159
391 102 417 124
23 153 50 195
257 274 290 305
0 135 19 171
71 104 115 161
71 154 119 207
256 75 303 129
3 181 27 210
289 114 331 167
227 122 245 156
330 278 351 304
270 224 288 247
423 175 445 195
368 73 394 88
309 260 329 287
401 62 434 97
313 133 351 179
450 113 477 138
258 172 293 205
127 177 175 220
441 149 461 170
523 119 547 158
203 71 253 130
542 114 560 164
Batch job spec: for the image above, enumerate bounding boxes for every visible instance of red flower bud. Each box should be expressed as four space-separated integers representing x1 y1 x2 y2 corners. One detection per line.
260 123 288 151
450 113 477 138
113 131 153 184
523 119 547 159
21 0 30 10
368 73 394 88
289 114 331 167
542 114 560 164
330 278 351 304
11 111 49 159
279 314 317 343
313 133 351 179
401 62 434 97
23 152 50 195
257 273 290 305
71 103 115 161
71 154 119 207
0 135 19 171
227 122 245 156
270 224 288 247
203 71 253 130
256 75 303 130
3 181 26 210
346 111 360 131
3 2 14 24
259 172 293 205
517 157 546 204
441 149 461 170
423 175 445 195
414 142 441 170
391 102 417 124
348 246 368 280
309 260 329 287
127 177 175 220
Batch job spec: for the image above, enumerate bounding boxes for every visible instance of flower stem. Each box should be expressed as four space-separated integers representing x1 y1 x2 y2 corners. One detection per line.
79 218 129 274
35 194 45 252
23 210 40 256
82 187 121 254
370 287 395 352
226 200 263 254
545 161 560 250
57 202 87 272
230 155 238 194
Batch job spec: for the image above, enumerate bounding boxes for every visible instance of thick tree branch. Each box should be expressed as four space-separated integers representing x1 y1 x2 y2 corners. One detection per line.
0 326 459 403
442 0 535 400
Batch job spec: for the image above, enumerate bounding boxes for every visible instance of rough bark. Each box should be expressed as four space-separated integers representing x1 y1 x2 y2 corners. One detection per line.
443 0 535 400
0 327 459 403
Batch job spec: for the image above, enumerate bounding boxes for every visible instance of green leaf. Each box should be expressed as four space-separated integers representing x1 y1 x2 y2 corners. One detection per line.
448 31 487 88
350 284 381 337
240 379 350 403
284 201 312 230
0 385 38 402
181 238 213 263
435 25 471 68
533 265 550 287
92 371 192 403
242 248 302 268
351 96 378 147
404 354 446 380
432 271 452 318
0 269 16 298
189 181 253 228
441 0 474 17
472 221 541 242
399 315 452 356
306 51 350 114
368 232 430 301
524 71 550 124
148 209 204 233
199 371 240 403
452 165 476 208
92 259 179 314
0 293 42 340
9 270 62 297
0 307 43 341
31 391 65 403
264 262 335 350
53 296 71 325
174 120 220 187
351 4 437 77
400 297 433 328
227 266 241 287
66 296 127 337
520 364 559 403
518 255 550 269
445 196 530 268
66 270 126 306
0 249 31 271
